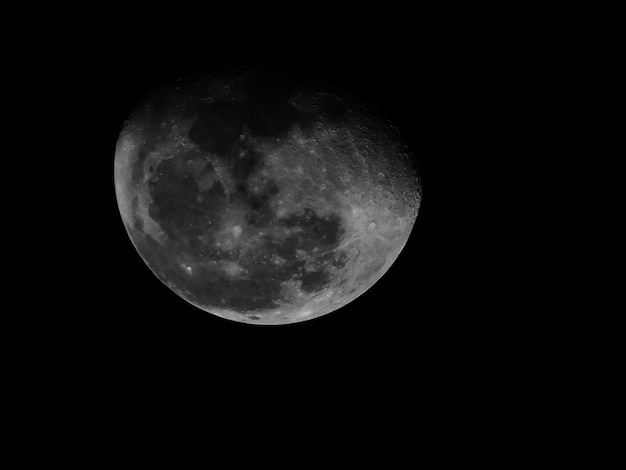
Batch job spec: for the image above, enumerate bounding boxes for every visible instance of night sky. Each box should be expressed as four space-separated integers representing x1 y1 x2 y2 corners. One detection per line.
60 27 514 387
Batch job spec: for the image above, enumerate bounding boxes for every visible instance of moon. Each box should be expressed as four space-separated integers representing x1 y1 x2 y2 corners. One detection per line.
114 67 421 324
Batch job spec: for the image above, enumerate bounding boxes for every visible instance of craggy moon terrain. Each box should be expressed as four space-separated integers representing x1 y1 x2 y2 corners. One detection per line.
114 68 421 324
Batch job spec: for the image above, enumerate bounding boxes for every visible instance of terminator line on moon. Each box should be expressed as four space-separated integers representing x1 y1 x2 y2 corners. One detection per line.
114 68 421 324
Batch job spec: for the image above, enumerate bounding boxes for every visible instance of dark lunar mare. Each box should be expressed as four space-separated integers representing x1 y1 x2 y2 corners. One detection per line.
188 101 245 154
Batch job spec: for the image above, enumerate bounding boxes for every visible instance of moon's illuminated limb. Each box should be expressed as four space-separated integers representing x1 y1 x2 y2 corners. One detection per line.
114 131 140 231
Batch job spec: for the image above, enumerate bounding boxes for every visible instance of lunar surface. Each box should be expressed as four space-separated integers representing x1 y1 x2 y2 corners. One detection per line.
114 67 421 324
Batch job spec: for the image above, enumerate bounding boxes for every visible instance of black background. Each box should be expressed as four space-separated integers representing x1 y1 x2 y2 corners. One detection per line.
15 8 580 451
57 19 519 392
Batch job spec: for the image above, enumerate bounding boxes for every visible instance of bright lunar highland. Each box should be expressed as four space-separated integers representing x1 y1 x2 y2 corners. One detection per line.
114 67 421 324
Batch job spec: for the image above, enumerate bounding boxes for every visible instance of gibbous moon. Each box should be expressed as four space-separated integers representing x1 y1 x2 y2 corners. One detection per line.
114 67 421 324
